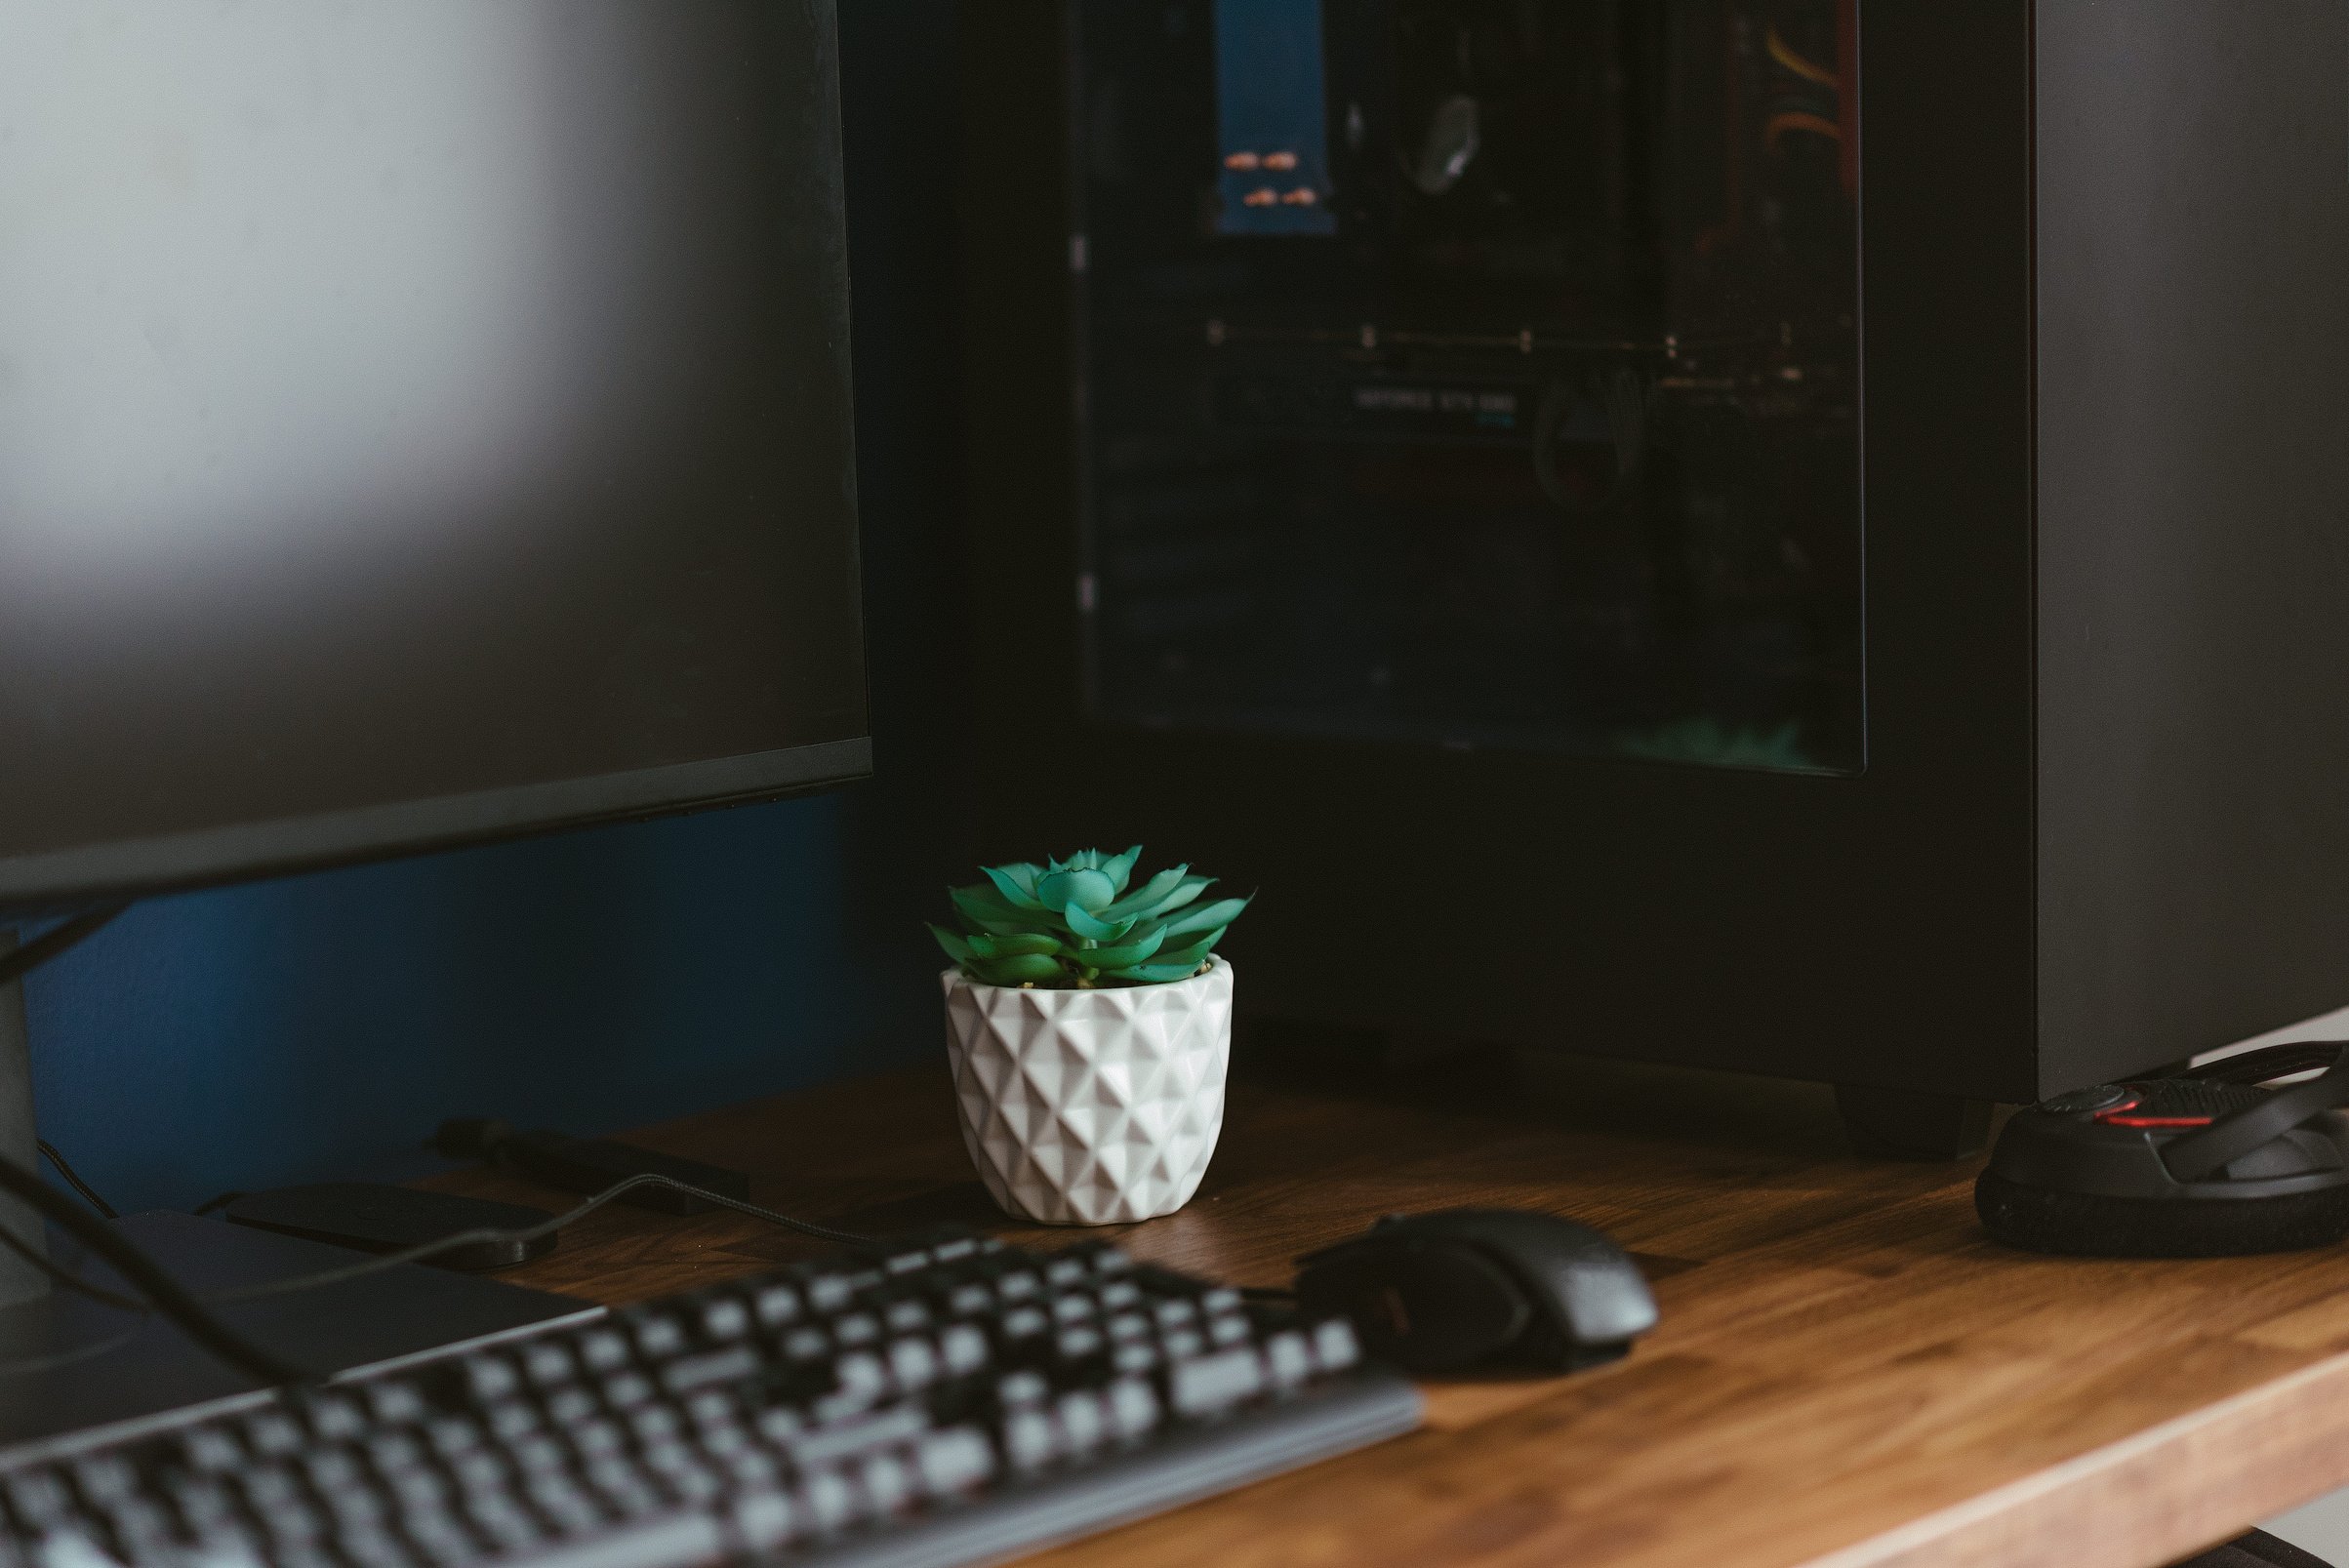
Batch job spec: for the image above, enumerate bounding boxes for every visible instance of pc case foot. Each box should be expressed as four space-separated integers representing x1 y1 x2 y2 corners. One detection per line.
1837 1084 1993 1159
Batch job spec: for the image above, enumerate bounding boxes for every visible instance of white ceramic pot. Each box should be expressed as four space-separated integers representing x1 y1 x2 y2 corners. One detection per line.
942 957 1234 1226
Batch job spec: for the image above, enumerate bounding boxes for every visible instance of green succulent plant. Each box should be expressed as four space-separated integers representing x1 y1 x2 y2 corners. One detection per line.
929 846 1248 989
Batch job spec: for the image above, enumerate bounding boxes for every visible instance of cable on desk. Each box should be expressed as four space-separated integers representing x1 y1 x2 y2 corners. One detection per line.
38 1138 121 1219
200 1173 869 1306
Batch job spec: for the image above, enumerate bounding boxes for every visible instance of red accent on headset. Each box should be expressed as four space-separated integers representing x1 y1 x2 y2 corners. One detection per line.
2097 1114 2215 1128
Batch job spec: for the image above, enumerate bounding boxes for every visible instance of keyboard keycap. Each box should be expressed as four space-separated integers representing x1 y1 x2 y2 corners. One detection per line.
855 1453 916 1516
793 1468 858 1536
1313 1317 1362 1371
912 1427 994 1497
179 1428 244 1475
659 1346 757 1396
69 1459 136 1510
366 1383 429 1427
785 1403 929 1469
521 1343 578 1388
1001 1410 1059 1472
459 1355 521 1404
696 1299 751 1342
1057 1390 1108 1456
506 1511 723 1568
508 1434 568 1477
575 1330 631 1376
245 1414 304 1459
995 1369 1047 1409
600 1371 656 1410
1169 1347 1267 1418
425 1419 485 1460
1107 1376 1163 1441
886 1336 940 1390
339 1525 416 1568
750 1282 801 1328
727 1491 795 1554
939 1322 990 1377
544 1387 598 1427
625 1313 689 1362
364 1431 425 1476
1265 1329 1315 1387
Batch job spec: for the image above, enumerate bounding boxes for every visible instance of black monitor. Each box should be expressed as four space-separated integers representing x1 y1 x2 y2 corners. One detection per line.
0 0 869 913
0 0 866 1422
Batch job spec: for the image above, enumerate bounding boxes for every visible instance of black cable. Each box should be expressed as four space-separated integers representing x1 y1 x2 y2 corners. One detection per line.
0 1150 310 1387
0 903 133 987
203 1173 868 1306
37 1139 120 1219
192 1191 244 1218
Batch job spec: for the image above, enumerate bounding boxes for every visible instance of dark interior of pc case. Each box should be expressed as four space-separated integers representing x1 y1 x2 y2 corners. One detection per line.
1074 0 1861 775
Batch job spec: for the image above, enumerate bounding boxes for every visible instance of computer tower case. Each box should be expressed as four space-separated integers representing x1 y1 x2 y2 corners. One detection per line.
957 1 2349 1137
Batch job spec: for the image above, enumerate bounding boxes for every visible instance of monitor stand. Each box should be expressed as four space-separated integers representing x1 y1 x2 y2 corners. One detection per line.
0 932 595 1451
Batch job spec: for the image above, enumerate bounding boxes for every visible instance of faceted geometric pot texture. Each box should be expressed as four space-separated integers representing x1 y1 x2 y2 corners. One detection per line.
942 957 1234 1226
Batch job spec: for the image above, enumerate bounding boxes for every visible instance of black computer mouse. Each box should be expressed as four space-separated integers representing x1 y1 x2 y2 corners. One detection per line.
1293 1208 1658 1375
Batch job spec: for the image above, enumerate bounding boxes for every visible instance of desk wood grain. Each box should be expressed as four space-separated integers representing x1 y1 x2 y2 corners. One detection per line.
426 1052 2349 1568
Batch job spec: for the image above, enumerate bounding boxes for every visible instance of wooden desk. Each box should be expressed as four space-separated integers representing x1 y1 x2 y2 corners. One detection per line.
429 1052 2349 1568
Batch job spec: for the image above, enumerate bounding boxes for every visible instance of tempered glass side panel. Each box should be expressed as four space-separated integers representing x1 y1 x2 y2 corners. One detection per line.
1073 0 1862 774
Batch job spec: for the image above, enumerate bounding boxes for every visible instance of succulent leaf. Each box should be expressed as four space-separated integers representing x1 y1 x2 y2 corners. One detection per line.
969 952 1066 985
927 923 975 963
1101 959 1209 984
1156 896 1250 940
1100 844 1143 895
1149 929 1226 969
950 882 1018 919
1069 926 1167 971
1136 875 1214 920
1098 864 1191 921
967 931 1062 958
1062 904 1135 943
968 915 1040 938
1036 867 1117 913
981 865 1048 911
950 886 1049 938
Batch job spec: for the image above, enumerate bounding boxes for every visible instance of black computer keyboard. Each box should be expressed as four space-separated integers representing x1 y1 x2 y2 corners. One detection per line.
0 1227 1421 1568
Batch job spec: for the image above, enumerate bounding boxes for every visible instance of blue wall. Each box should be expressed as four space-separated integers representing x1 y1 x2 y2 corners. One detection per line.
15 2 971 1214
